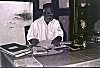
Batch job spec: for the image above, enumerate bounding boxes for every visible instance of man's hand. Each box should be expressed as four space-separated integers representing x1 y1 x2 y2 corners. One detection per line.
28 38 39 47
51 36 62 46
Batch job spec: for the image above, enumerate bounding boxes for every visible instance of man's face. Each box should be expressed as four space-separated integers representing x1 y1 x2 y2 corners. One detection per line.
44 7 54 23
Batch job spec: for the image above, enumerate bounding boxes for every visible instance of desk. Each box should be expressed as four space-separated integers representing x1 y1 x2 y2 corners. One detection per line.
35 43 100 67
1 43 100 67
1 53 43 67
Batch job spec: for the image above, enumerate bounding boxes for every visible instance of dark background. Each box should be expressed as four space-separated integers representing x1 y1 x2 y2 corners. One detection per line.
70 0 100 41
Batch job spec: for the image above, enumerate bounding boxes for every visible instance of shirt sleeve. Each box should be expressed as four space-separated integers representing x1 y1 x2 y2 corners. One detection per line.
27 22 38 41
54 20 64 41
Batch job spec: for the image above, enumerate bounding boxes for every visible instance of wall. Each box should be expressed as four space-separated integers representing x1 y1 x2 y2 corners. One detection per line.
0 1 33 45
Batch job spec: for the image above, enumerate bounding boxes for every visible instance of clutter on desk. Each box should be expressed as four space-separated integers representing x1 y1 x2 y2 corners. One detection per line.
32 40 66 56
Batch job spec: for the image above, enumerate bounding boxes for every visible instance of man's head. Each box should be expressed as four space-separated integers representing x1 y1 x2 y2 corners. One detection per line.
43 3 54 23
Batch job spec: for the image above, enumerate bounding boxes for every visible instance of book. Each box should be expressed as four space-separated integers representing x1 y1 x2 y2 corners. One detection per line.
32 40 66 56
0 43 31 57
37 40 54 49
36 40 68 49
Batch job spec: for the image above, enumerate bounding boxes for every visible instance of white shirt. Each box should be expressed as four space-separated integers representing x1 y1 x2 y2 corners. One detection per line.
27 16 63 41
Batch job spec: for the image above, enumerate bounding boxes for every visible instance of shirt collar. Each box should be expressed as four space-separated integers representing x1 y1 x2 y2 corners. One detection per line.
41 16 54 24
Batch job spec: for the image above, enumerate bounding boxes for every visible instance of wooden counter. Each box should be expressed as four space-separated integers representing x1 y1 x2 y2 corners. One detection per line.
1 43 100 67
35 43 100 67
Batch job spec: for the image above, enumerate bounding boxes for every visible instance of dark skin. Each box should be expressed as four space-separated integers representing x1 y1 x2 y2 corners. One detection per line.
29 6 62 47
43 7 54 25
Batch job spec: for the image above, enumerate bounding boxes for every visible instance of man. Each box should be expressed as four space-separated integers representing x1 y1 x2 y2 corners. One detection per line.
27 3 63 46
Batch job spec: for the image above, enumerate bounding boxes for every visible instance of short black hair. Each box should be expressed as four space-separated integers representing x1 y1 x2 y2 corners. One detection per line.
43 3 53 9
43 3 54 12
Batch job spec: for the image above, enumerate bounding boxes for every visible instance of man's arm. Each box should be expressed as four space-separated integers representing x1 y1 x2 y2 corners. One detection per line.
51 20 64 46
54 20 64 41
51 36 62 46
27 22 39 45
28 39 39 46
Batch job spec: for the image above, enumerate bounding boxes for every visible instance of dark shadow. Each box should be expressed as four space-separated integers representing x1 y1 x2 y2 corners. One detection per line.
24 26 30 45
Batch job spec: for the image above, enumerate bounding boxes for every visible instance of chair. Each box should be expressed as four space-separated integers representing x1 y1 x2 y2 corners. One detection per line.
24 25 30 45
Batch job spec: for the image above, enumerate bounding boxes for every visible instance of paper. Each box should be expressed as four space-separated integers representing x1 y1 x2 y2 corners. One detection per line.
37 40 54 49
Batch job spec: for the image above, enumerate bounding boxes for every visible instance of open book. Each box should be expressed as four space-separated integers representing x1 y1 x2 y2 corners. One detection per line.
36 40 68 50
32 40 66 56
36 40 54 49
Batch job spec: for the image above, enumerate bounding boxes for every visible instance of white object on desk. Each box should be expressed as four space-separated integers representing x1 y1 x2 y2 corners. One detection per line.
32 40 65 56
36 40 70 49
60 41 72 45
14 57 43 67
37 40 54 49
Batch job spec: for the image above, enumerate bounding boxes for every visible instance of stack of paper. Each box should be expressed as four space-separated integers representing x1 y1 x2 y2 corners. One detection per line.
0 43 31 57
32 40 65 56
